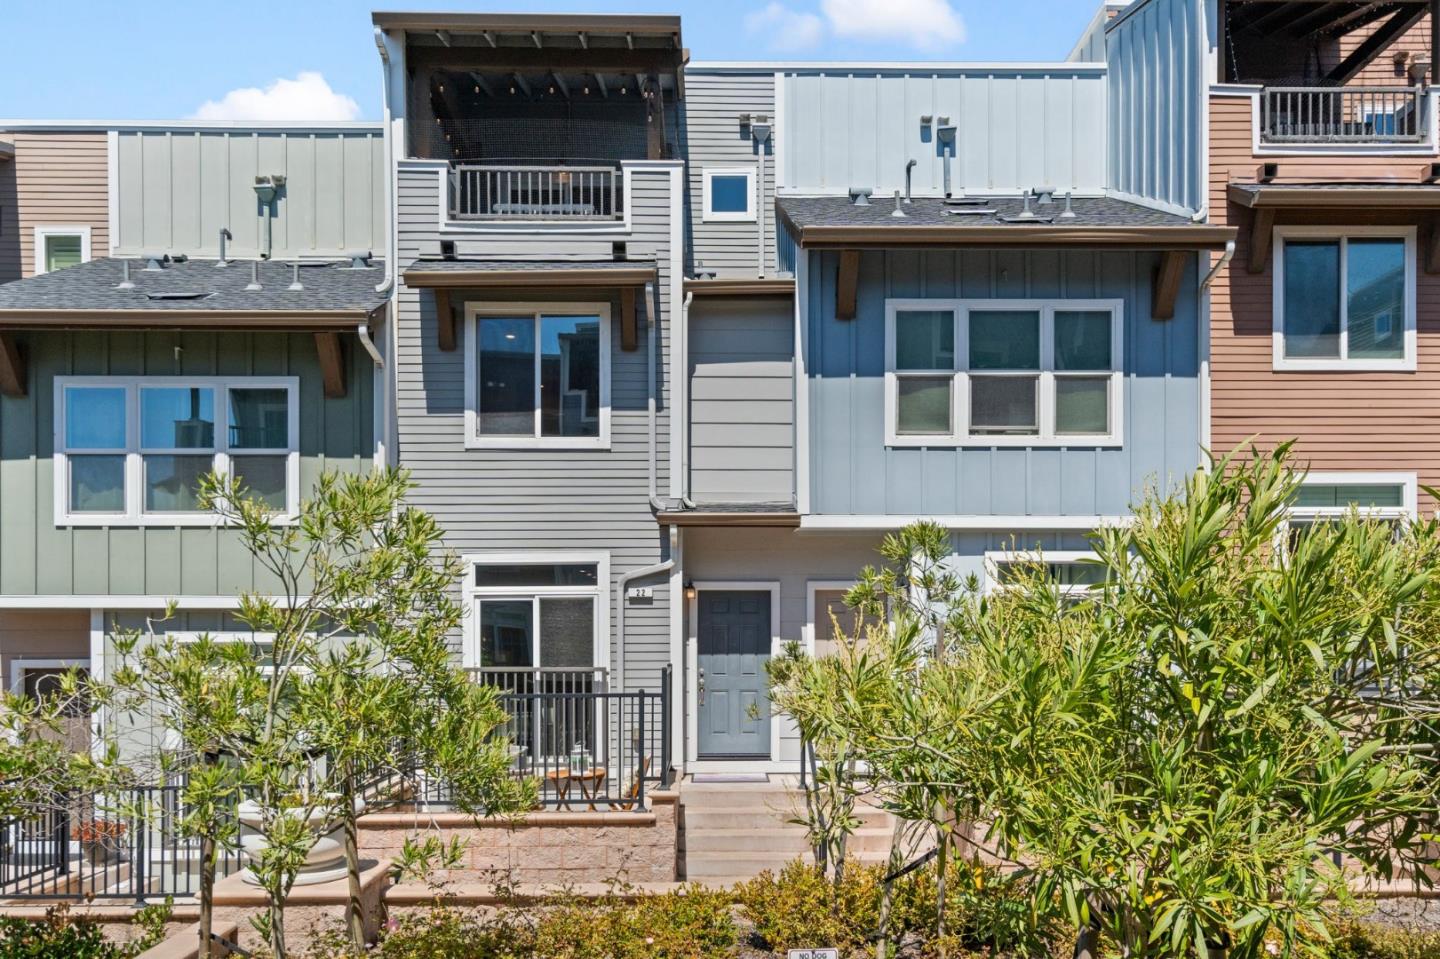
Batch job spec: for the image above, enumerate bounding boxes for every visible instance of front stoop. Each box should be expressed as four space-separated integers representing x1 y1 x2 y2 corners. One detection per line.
677 776 894 886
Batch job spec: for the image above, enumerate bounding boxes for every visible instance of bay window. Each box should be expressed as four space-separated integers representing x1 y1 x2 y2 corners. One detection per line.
55 377 298 525
1273 227 1415 370
885 299 1124 447
464 304 611 449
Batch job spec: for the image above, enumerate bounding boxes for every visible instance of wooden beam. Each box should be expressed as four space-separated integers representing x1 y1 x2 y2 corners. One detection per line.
409 46 681 74
1247 208 1277 274
314 333 347 399
1325 5 1427 83
645 73 666 160
836 250 861 321
1152 251 1187 320
620 286 638 351
0 333 25 397
435 289 457 351
1426 218 1440 274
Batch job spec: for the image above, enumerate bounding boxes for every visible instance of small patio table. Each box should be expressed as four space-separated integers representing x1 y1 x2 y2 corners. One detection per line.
545 767 607 810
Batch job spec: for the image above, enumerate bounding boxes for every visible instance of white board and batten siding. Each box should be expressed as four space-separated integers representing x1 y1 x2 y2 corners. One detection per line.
683 70 779 277
1104 0 1207 215
112 129 387 260
393 162 680 692
775 68 1108 197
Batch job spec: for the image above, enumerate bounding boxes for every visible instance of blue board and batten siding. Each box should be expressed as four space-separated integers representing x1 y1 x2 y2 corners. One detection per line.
806 248 1202 516
776 69 1108 197
1104 0 1206 215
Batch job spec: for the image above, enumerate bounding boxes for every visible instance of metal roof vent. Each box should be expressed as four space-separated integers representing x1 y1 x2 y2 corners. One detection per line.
141 253 169 272
288 261 304 292
116 260 136 291
340 251 374 270
245 260 263 292
1033 185 1057 205
848 187 873 207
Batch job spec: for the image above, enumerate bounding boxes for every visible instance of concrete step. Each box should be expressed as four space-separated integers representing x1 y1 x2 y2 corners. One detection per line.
682 826 893 855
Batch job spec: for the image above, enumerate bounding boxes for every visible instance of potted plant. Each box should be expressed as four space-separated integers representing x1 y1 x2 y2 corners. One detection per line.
72 818 127 865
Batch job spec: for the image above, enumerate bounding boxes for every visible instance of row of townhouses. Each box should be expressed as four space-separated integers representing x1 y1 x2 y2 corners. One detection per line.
0 0 1434 791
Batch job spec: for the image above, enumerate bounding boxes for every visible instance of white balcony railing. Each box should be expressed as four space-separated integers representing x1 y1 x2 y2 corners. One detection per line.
448 164 624 221
1260 85 1428 144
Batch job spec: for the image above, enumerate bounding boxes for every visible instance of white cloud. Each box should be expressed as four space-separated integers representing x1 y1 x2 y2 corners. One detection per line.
745 2 826 52
189 72 360 123
820 0 966 50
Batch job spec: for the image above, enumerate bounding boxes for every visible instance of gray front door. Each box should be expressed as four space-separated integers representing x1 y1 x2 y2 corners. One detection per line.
697 590 772 758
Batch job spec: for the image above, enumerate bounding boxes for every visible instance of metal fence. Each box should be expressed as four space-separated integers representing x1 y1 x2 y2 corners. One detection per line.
448 164 624 220
1261 85 1427 143
0 782 245 902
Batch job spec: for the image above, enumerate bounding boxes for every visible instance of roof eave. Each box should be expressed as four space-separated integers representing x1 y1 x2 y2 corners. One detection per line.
1228 183 1440 209
403 266 658 289
0 308 382 330
655 511 801 528
683 277 796 296
372 11 682 38
788 224 1238 251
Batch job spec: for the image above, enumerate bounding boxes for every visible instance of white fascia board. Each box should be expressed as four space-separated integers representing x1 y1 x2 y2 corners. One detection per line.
0 120 382 133
688 61 1107 75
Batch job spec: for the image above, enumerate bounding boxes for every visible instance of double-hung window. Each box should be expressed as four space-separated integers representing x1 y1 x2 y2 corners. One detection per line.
55 377 299 525
985 550 1109 604
885 299 1124 447
464 304 610 449
1273 227 1415 371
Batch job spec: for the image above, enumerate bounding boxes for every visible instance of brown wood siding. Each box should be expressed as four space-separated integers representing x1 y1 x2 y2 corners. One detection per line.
1208 93 1440 491
10 132 109 279
1339 15 1431 87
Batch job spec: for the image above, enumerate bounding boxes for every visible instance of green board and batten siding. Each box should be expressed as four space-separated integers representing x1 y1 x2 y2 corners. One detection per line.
0 331 373 597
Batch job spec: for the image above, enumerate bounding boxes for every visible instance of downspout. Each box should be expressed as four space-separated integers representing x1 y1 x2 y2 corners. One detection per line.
356 322 384 367
373 25 398 470
1201 240 1235 290
679 291 695 509
615 527 677 695
646 280 666 512
372 27 396 300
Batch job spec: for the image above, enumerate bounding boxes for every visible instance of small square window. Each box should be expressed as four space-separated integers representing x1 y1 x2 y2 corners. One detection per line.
702 168 756 222
35 226 90 275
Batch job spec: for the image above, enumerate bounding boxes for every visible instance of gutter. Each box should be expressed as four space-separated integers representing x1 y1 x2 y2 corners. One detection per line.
356 322 384 366
645 280 666 513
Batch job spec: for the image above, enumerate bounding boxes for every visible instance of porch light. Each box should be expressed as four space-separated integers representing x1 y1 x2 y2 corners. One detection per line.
684 582 696 600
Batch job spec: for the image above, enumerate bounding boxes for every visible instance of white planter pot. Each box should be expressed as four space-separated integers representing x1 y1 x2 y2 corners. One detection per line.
236 797 358 887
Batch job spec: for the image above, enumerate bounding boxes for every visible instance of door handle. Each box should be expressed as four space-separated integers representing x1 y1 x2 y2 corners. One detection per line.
697 668 705 706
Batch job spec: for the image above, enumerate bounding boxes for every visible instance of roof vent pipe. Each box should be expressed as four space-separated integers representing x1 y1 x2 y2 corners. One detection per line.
891 190 907 218
750 114 773 278
936 118 958 198
904 159 916 204
216 228 232 267
253 175 286 260
288 261 304 291
1059 191 1077 219
245 260 263 292
116 260 135 291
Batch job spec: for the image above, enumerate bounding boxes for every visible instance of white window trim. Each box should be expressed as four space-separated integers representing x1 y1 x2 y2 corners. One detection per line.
1271 226 1417 372
33 225 92 275
54 376 300 528
459 550 612 674
884 298 1125 448
463 302 612 450
9 658 88 696
701 166 758 223
1285 471 1419 525
983 549 1105 598
803 579 892 654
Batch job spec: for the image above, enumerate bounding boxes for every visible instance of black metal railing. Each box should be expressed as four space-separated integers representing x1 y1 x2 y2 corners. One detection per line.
1261 85 1428 143
416 668 671 811
448 163 624 220
0 782 245 902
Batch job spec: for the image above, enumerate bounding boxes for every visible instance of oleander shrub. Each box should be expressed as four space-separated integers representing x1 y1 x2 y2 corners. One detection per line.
0 902 169 959
1326 920 1440 959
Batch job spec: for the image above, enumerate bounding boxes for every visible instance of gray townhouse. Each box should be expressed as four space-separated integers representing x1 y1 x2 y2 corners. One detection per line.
0 120 388 748
0 2 1241 882
367 5 1235 852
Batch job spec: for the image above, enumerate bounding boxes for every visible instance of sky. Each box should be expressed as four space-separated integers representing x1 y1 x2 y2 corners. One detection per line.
1 0 1102 122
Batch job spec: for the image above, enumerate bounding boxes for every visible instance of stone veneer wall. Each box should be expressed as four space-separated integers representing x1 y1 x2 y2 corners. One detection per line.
358 791 680 886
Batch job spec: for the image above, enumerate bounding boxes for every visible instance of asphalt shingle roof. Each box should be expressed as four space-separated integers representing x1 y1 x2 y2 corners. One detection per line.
0 257 389 315
778 194 1197 231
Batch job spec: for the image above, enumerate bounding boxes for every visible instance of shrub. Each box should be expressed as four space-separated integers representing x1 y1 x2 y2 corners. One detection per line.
0 902 170 959
370 885 736 959
1327 920 1440 959
737 859 884 956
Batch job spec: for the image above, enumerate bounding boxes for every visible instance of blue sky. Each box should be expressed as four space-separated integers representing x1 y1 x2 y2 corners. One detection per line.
1 0 1102 122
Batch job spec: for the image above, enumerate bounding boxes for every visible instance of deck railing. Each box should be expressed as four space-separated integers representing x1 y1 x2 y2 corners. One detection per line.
448 164 624 220
1260 85 1428 144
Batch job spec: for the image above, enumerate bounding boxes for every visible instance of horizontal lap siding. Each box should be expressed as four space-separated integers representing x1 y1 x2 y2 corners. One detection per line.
9 132 109 278
1207 94 1440 489
394 165 677 691
684 72 777 277
808 247 1202 516
0 331 372 597
688 297 794 503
